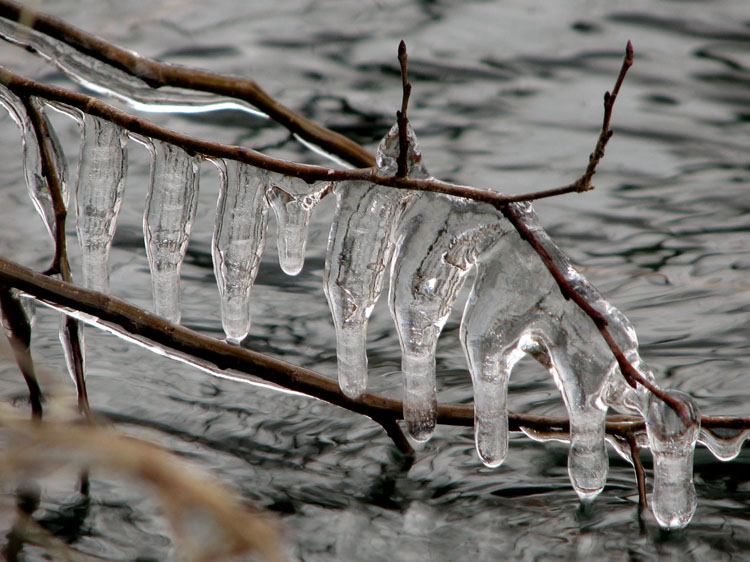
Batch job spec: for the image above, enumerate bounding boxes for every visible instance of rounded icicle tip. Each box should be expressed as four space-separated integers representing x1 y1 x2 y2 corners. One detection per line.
646 389 701 530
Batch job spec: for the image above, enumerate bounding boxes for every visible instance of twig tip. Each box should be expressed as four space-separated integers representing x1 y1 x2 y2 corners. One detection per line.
625 40 634 63
399 40 407 58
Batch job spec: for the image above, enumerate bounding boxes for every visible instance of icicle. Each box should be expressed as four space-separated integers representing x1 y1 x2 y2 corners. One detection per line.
389 136 503 441
211 159 270 343
143 140 200 323
75 114 128 292
0 18 267 118
322 122 424 399
460 206 621 496
266 175 328 276
700 427 750 461
0 88 67 240
323 179 414 397
646 389 700 530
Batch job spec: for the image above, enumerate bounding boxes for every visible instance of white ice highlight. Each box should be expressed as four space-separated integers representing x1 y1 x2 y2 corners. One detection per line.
0 18 268 118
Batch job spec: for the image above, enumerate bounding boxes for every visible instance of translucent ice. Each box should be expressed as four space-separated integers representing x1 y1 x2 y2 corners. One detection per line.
460 203 627 494
143 140 200 323
323 122 423 399
211 160 270 342
75 114 128 292
324 180 414 397
266 174 329 276
0 18 267 118
646 389 700 529
699 427 750 462
0 88 67 240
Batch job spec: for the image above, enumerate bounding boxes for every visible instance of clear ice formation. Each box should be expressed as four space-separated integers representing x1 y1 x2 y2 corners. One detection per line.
143 140 200 323
75 114 128 292
646 389 700 529
0 88 67 240
0 18 267 118
211 159 270 343
267 174 329 276
323 123 421 398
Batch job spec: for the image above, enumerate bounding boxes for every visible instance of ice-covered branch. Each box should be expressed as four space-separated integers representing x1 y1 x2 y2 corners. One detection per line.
0 67 582 208
0 0 374 169
0 256 747 439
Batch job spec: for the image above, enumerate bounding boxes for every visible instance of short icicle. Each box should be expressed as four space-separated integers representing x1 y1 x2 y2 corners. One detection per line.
646 389 700 530
211 159 270 343
75 113 128 292
266 174 328 276
142 140 200 324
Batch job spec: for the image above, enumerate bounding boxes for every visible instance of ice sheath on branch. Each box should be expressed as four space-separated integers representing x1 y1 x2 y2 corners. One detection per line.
0 7 744 529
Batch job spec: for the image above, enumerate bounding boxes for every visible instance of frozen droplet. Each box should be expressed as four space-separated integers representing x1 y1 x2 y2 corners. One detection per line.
211 160 270 342
646 389 700 530
700 427 750 462
142 140 200 323
323 180 413 398
0 88 67 241
75 114 128 292
266 174 328 276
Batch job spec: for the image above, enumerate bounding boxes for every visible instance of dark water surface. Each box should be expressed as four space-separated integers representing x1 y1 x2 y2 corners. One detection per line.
0 0 748 560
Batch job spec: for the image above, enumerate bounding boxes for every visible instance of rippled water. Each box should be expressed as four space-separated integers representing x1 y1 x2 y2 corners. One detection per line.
0 0 748 560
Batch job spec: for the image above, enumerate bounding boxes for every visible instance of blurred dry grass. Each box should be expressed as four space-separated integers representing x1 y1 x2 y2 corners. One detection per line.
0 341 284 562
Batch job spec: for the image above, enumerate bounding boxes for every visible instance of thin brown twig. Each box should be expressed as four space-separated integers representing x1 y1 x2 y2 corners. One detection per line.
20 96 92 422
574 41 634 192
396 40 412 178
626 432 648 510
0 289 43 419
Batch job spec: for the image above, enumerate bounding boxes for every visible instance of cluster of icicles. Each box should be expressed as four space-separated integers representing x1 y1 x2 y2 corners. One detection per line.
0 16 746 529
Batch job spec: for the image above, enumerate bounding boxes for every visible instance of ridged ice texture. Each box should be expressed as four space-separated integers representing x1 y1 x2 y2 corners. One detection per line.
0 89 68 240
266 174 329 276
324 179 414 398
75 114 128 292
212 160 270 343
460 203 642 496
0 18 267 118
143 141 200 323
322 123 424 399
646 389 700 529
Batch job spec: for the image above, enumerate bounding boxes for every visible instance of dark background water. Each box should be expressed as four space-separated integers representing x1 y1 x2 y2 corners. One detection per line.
0 0 748 560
